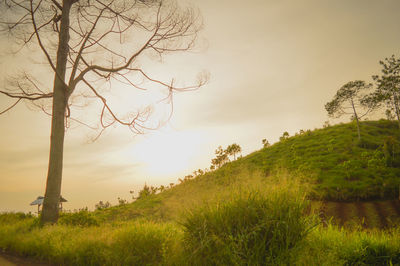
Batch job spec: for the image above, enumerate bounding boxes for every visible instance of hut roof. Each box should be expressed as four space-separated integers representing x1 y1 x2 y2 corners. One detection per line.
30 196 67 205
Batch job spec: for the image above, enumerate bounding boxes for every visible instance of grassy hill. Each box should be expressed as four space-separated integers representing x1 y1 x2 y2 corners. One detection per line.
89 120 400 227
245 119 400 201
1 120 400 265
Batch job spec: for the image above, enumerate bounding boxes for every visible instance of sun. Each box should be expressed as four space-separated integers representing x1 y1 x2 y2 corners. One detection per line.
130 128 206 178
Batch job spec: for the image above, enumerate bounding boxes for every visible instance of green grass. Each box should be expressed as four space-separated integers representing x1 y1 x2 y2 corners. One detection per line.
251 120 400 201
0 215 183 265
1 174 399 265
92 120 400 224
1 120 400 264
181 186 316 265
298 225 400 265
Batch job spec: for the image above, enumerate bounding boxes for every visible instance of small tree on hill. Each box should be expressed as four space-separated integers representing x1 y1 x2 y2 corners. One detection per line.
225 143 241 160
262 139 270 148
95 200 111 210
137 183 151 199
325 80 372 140
279 131 289 142
211 146 229 169
364 55 400 129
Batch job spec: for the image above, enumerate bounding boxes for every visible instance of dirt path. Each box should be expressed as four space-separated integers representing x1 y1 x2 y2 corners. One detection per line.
373 202 388 228
320 199 400 229
334 202 348 226
390 200 400 216
0 255 16 266
0 251 49 266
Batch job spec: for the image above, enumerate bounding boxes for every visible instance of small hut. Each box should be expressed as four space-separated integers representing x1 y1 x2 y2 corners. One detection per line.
30 196 68 213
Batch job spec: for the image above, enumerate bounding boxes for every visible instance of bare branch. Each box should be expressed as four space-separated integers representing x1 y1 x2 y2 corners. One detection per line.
68 6 107 91
50 0 62 11
0 89 53 100
0 98 22 115
29 0 57 72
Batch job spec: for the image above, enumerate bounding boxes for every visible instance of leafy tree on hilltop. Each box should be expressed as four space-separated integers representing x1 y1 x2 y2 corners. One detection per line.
211 146 229 169
279 131 290 142
137 184 152 199
262 138 270 148
325 80 372 140
364 55 400 129
225 143 242 160
95 201 111 210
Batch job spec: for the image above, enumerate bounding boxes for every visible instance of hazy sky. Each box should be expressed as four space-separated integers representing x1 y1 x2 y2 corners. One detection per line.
1 0 400 212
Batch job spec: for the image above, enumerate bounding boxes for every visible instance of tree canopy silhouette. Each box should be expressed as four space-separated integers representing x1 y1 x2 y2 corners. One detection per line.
0 0 207 224
325 80 372 140
365 55 400 129
225 143 241 160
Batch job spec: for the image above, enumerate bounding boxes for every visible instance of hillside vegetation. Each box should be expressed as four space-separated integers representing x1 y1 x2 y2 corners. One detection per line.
1 120 400 265
248 120 400 201
1 176 400 265
91 120 400 223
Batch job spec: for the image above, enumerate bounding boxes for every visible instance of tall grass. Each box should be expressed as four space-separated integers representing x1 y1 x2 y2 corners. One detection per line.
1 171 399 265
297 225 400 265
0 214 182 265
181 177 317 265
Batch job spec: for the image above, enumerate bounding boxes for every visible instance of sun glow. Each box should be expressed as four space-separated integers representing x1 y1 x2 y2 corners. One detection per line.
129 128 208 179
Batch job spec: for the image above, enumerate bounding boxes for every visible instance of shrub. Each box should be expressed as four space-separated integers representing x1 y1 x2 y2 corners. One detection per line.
0 212 35 223
110 222 182 265
95 201 111 210
182 189 315 265
59 209 99 227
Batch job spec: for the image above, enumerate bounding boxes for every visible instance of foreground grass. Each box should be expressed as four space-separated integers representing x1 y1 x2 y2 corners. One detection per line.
1 174 400 265
0 215 183 265
181 187 315 265
298 225 400 265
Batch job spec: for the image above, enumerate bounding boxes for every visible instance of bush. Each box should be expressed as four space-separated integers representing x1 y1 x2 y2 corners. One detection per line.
95 201 111 210
181 189 316 265
110 222 181 265
59 209 99 227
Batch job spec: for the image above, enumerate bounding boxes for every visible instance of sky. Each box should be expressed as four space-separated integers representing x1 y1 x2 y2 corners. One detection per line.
1 0 400 213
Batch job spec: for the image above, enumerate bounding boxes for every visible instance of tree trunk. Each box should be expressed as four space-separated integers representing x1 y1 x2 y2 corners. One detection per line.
351 99 361 140
41 0 72 225
393 94 400 129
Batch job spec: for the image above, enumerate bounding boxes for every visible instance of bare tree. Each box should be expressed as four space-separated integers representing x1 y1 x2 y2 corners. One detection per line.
0 0 207 224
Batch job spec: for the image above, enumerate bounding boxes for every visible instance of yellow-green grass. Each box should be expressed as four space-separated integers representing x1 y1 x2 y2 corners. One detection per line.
244 120 400 201
297 225 400 265
1 120 400 264
0 173 313 265
96 168 279 223
0 216 183 265
1 172 399 265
